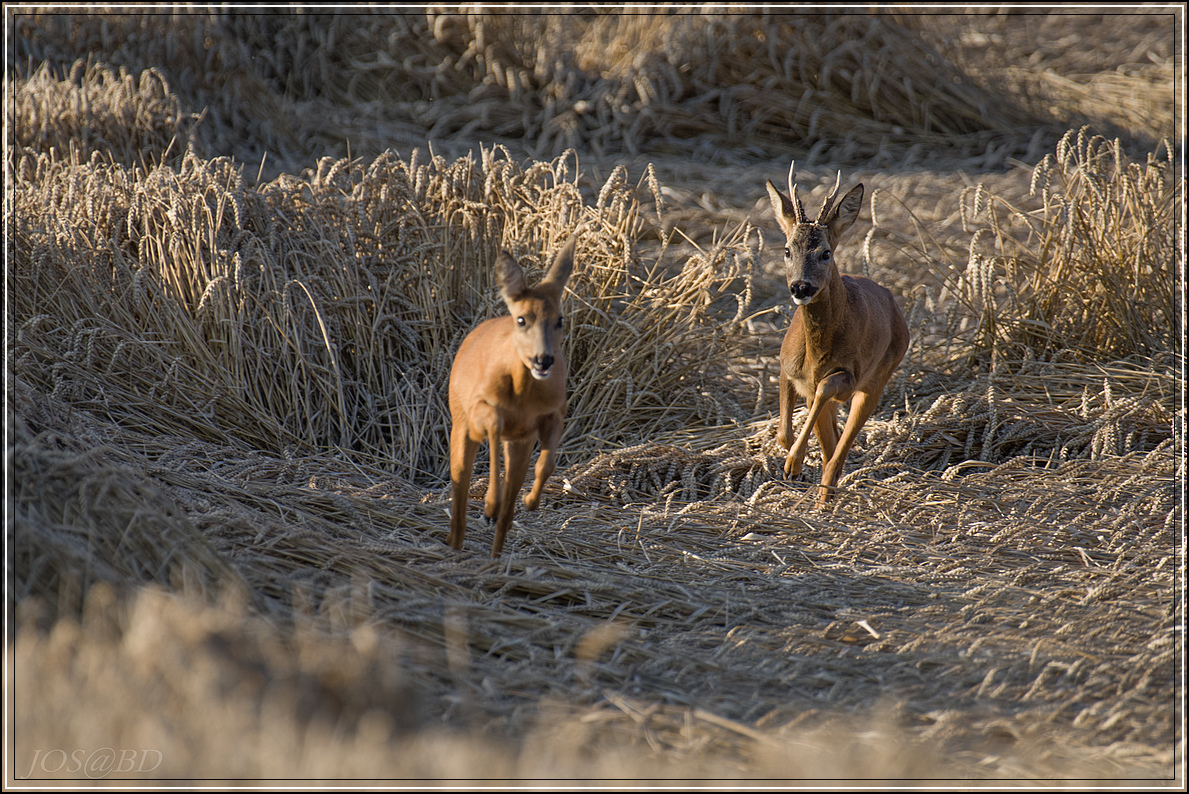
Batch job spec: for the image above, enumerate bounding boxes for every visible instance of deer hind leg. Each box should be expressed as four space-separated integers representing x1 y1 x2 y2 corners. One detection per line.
524 413 562 511
786 370 854 479
448 420 479 550
492 437 534 558
818 385 883 505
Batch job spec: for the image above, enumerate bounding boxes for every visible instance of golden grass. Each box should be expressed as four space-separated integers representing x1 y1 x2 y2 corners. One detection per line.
956 128 1179 362
10 59 191 168
13 580 1175 782
858 126 1179 414
10 143 754 485
908 10 1178 148
9 8 1048 168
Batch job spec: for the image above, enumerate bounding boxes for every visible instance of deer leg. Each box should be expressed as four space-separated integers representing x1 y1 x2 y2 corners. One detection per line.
524 414 562 511
480 413 504 525
776 374 797 451
814 402 840 465
493 437 533 558
818 386 883 505
786 371 854 479
448 420 479 550
785 399 818 478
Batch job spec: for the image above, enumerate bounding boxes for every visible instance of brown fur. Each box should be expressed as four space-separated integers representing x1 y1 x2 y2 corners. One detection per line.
766 168 909 505
447 235 577 557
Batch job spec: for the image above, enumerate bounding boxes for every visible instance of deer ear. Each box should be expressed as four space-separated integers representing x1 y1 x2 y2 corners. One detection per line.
766 180 798 233
495 251 526 304
825 183 864 238
541 233 577 291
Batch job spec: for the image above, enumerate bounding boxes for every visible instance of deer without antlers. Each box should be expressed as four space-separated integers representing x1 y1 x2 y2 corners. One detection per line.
447 235 577 557
766 164 909 505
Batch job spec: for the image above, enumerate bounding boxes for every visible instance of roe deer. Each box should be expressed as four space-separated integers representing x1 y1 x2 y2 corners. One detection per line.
447 235 577 557
766 164 908 505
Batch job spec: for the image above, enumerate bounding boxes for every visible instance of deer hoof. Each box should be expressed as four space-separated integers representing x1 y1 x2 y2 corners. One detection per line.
783 457 802 479
815 485 835 507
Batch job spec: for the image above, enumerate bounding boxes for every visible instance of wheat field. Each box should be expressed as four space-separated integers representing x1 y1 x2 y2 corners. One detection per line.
7 6 1184 787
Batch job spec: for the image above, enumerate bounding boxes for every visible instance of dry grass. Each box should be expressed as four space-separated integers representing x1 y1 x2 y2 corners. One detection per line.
11 576 1174 782
9 143 753 485
10 59 192 168
6 7 1184 787
952 128 1179 363
10 387 1178 781
908 10 1179 149
854 127 1181 410
8 7 1055 170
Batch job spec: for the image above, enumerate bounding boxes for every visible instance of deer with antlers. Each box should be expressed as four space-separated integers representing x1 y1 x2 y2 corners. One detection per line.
447 235 577 557
766 164 909 505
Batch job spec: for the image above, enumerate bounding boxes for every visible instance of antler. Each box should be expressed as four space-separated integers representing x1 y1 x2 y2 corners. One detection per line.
817 170 842 223
787 161 807 224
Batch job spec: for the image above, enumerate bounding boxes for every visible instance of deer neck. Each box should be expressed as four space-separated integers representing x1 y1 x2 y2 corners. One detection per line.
798 267 848 357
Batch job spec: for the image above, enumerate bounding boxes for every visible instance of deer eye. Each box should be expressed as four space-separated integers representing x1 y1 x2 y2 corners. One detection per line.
556 315 564 329
783 247 791 258
822 250 831 262
516 316 526 327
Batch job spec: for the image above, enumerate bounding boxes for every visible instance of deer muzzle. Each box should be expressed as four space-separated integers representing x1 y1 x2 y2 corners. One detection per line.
530 353 555 380
789 281 819 306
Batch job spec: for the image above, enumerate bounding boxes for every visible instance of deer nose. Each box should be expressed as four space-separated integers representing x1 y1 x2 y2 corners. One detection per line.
534 353 554 370
789 281 818 303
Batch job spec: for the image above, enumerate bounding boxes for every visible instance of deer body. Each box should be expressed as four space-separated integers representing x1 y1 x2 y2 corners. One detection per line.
767 166 908 505
447 236 576 557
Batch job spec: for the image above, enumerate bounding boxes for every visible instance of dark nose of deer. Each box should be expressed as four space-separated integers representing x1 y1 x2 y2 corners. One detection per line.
789 281 818 303
534 353 554 371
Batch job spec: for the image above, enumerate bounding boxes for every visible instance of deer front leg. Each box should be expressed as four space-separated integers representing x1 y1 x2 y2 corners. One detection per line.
785 396 821 479
481 413 504 526
814 402 840 466
524 413 562 511
776 373 797 451
448 420 479 550
492 437 534 558
818 386 882 505
786 370 854 479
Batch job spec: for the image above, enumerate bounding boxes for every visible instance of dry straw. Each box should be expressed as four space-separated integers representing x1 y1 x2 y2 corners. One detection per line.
860 127 1179 428
10 9 1046 167
22 581 1162 781
11 59 192 168
906 11 1177 148
952 127 1178 363
11 142 757 487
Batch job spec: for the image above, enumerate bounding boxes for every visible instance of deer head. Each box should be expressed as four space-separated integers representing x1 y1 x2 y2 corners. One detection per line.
494 238 575 380
766 163 864 306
